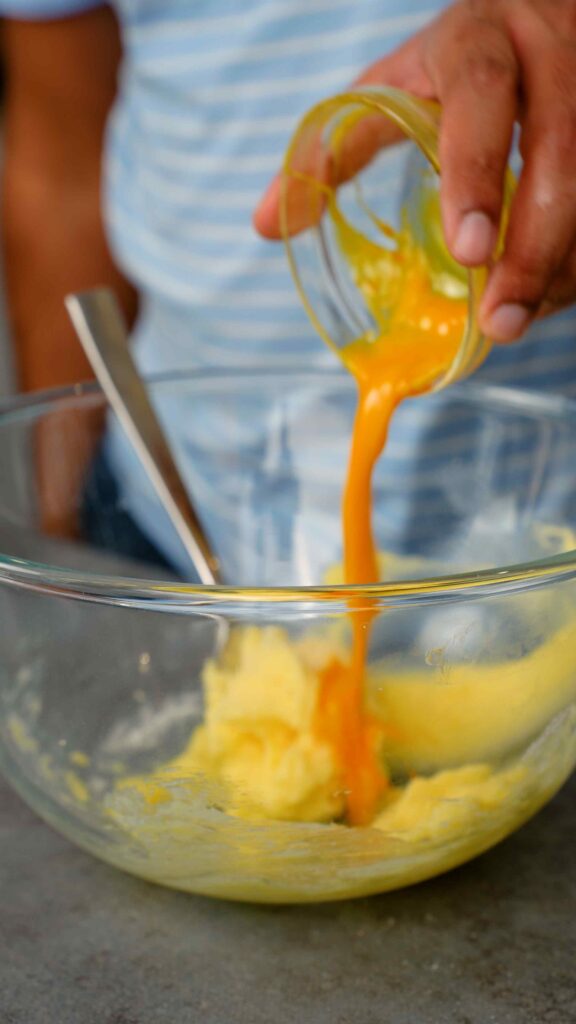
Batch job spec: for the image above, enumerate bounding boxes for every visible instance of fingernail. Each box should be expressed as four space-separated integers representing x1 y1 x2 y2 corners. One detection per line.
486 303 531 342
453 212 497 266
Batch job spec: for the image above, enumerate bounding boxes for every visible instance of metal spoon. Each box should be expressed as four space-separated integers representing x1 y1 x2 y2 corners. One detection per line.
65 288 222 585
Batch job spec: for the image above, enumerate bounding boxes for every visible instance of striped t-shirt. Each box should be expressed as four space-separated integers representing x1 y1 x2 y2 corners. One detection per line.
4 0 576 578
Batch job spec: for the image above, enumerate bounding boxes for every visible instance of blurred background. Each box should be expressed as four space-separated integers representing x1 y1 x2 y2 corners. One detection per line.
0 295 14 397
0 60 16 397
0 281 15 397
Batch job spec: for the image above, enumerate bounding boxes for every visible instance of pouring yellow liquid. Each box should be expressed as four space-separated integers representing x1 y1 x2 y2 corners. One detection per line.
98 94 576 905
109 91 491 837
312 187 467 825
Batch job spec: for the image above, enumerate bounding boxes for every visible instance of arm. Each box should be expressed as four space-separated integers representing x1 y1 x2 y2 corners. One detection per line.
1 7 137 392
1 8 138 536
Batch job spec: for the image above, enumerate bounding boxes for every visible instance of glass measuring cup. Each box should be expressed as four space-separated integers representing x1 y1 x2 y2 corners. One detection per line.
280 87 512 390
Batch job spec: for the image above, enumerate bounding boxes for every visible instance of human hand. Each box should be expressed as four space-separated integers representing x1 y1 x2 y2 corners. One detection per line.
254 0 576 343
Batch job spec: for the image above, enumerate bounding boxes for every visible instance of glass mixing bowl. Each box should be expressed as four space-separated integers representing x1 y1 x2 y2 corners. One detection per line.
1 369 576 903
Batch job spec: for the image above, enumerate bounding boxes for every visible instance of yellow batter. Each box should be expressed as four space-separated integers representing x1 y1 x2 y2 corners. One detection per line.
109 605 576 848
98 603 576 901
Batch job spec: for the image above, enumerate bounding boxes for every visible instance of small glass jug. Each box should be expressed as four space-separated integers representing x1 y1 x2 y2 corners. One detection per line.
280 87 512 390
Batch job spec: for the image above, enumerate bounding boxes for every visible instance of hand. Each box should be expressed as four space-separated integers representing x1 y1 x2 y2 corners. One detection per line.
254 0 576 343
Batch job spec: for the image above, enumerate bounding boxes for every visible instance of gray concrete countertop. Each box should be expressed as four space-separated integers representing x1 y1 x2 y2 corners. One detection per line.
1 771 575 1024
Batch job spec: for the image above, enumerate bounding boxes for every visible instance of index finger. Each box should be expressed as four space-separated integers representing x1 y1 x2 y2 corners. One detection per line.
253 35 426 239
480 40 576 340
425 9 519 267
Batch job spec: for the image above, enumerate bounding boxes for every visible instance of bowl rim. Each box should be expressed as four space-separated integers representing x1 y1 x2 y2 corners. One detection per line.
1 367 576 608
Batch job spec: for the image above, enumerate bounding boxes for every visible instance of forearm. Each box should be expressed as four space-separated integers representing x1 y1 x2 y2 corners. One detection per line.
0 10 138 536
1 160 135 535
2 156 137 392
1 11 138 393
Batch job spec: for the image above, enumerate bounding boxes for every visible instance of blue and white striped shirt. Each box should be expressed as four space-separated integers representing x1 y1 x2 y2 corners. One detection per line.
3 0 576 578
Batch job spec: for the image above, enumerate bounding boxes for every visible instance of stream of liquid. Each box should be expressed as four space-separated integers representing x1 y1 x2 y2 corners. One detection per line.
314 192 467 825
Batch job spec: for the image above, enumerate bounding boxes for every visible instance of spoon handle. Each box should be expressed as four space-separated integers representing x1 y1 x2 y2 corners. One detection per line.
66 288 221 585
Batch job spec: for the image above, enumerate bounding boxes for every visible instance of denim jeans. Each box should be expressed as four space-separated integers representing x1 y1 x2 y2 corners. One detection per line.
80 448 175 573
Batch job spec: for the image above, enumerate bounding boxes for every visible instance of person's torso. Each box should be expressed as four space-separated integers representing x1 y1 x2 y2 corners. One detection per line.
105 0 447 369
101 1 576 574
